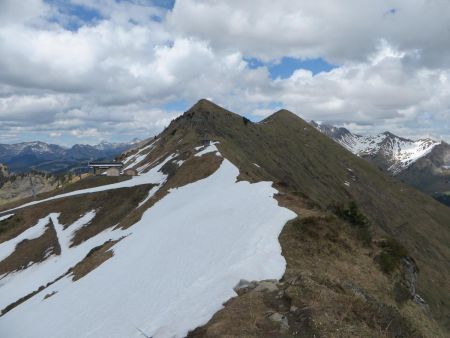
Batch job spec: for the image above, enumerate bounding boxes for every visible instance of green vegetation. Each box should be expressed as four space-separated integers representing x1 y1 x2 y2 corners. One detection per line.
332 201 372 245
376 238 409 274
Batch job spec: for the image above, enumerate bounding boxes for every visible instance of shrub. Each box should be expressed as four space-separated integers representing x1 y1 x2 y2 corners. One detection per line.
376 238 409 274
377 251 397 274
334 201 368 225
242 116 250 125
332 201 372 245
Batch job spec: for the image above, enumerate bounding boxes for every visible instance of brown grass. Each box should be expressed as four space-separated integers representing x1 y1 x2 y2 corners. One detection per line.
190 214 445 337
0 220 60 276
71 239 121 281
0 182 152 244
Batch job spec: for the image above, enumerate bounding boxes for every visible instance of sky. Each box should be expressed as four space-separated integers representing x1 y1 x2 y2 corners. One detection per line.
0 0 449 145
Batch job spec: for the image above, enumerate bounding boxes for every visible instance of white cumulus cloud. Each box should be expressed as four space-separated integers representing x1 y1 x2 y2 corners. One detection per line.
0 0 449 144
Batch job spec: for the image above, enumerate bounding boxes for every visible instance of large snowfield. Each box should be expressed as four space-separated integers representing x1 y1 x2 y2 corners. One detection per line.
0 157 296 338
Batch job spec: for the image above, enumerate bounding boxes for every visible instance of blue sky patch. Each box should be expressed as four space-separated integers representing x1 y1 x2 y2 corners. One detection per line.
151 0 176 10
45 0 103 30
245 58 265 69
163 99 190 112
268 57 337 79
246 57 337 79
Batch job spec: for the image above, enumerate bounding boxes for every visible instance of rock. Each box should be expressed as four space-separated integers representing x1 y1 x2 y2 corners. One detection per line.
290 305 298 313
414 294 426 305
268 312 289 331
276 290 285 299
401 256 419 301
233 279 259 295
233 279 251 292
254 280 279 293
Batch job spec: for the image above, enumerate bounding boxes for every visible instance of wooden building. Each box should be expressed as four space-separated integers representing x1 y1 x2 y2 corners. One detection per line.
88 161 123 176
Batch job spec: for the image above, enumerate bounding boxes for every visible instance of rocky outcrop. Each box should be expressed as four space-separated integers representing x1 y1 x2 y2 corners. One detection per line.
0 172 59 205
400 257 426 305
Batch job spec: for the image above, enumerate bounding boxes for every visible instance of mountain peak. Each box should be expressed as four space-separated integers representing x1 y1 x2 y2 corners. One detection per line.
310 120 353 140
179 99 241 120
262 109 304 125
382 131 398 138
272 109 299 119
190 98 213 111
189 98 229 114
381 131 412 142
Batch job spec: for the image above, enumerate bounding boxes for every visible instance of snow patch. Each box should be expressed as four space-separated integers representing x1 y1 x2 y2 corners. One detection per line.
0 211 127 312
0 216 49 262
195 141 220 157
175 159 185 167
137 186 159 209
123 152 148 170
122 140 157 169
0 159 296 338
0 214 14 222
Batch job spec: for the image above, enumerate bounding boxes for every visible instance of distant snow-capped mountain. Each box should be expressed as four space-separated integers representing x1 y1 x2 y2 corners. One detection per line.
0 139 140 173
311 121 450 206
310 121 441 174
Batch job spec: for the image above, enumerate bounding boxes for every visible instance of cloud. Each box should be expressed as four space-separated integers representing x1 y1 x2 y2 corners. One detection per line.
263 42 450 139
0 94 70 122
168 0 450 68
0 0 49 26
0 0 449 144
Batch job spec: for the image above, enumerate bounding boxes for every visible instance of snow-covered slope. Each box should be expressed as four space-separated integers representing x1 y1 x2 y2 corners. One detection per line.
311 121 441 174
0 143 295 338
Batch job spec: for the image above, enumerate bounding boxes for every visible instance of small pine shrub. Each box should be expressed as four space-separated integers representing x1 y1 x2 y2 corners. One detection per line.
332 201 372 245
242 116 250 125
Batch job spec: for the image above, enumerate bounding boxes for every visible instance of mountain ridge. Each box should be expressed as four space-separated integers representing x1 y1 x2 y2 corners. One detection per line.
0 99 449 337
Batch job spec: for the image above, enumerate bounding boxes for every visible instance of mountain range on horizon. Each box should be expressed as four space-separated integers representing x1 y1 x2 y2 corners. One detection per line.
0 139 141 174
0 99 449 337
